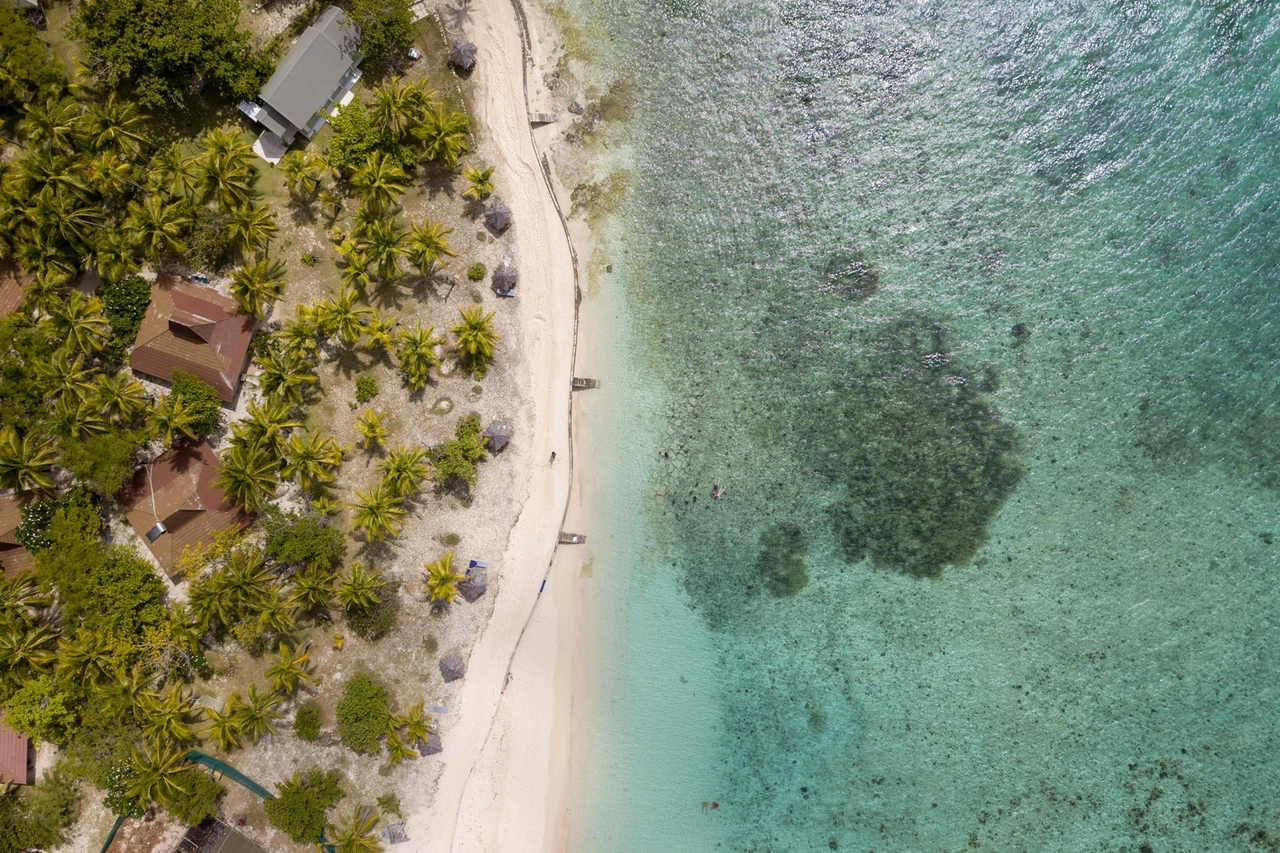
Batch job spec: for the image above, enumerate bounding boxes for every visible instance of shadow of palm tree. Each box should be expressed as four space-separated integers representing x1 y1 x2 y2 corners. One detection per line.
420 164 459 200
445 0 474 29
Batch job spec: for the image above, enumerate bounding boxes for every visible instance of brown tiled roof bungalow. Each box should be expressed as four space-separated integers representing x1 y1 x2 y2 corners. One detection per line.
0 713 31 786
0 493 36 580
130 277 254 404
0 262 32 317
115 441 251 578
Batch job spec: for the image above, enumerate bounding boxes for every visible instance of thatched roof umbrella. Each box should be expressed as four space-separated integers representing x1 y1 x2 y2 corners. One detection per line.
484 198 512 233
481 422 511 453
459 571 487 602
492 263 518 294
449 39 477 71
440 653 466 682
423 734 443 755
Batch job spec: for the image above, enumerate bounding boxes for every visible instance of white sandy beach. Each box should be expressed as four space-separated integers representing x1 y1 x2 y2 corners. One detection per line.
407 1 583 851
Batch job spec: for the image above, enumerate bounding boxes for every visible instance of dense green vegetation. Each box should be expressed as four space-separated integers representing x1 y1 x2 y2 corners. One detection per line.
0 2 494 839
69 0 272 108
264 769 343 843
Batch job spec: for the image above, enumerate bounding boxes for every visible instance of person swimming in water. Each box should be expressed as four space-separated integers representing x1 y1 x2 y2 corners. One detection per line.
711 480 723 499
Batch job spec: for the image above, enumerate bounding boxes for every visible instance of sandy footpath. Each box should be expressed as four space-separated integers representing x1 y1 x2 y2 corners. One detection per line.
407 0 582 851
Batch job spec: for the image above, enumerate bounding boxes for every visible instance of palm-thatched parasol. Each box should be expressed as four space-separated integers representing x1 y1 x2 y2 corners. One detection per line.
449 39 477 71
481 422 511 453
439 653 466 682
459 570 488 602
484 198 512 233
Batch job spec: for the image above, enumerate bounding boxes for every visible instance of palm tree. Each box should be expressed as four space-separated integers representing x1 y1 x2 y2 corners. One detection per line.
0 623 57 688
225 204 279 257
348 484 405 541
350 152 409 211
363 219 406 283
310 490 339 517
282 431 345 492
149 142 198 199
0 573 51 620
227 253 288 317
424 551 465 604
34 350 95 404
256 583 299 637
202 127 255 162
354 408 389 450
50 291 111 353
384 730 417 766
369 77 433 142
415 104 471 169
127 741 192 807
140 683 197 745
187 571 234 632
94 372 149 422
233 397 302 457
232 684 284 743
21 268 71 315
101 666 152 724
402 700 430 746
461 164 495 200
378 446 430 498
48 397 111 439
151 392 200 445
92 229 142 284
0 427 57 492
203 695 245 752
336 239 373 292
405 221 455 276
319 189 344 222
335 562 386 612
215 443 280 513
18 98 82 151
331 807 384 853
362 311 396 353
291 563 336 615
81 94 150 160
266 641 312 695
317 289 372 347
452 305 499 378
124 194 190 259
225 550 273 611
279 150 324 195
257 349 318 407
56 626 113 685
276 306 321 361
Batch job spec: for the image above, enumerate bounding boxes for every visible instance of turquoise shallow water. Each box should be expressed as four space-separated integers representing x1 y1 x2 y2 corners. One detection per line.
560 0 1280 850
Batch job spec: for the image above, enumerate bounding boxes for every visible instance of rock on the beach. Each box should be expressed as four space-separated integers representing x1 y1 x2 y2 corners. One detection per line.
440 653 466 682
449 39 477 71
484 198 512 234
423 734 443 755
459 571 488 602
568 101 584 115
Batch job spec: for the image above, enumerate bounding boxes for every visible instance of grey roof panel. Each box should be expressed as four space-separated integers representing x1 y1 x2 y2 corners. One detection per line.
260 6 361 131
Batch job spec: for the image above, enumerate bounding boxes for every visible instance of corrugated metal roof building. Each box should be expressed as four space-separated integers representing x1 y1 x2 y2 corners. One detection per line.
130 277 254 404
0 493 36 580
115 441 252 578
0 713 31 786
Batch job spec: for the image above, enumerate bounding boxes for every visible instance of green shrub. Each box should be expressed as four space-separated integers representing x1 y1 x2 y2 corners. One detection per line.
15 488 97 552
101 762 144 818
431 414 487 487
20 764 81 847
376 793 402 818
0 8 66 118
264 769 342 844
335 673 391 753
249 329 278 363
301 252 318 266
3 676 80 745
185 206 234 273
346 594 396 640
170 369 223 436
327 99 382 174
355 375 379 404
466 263 486 282
161 771 223 825
261 508 345 568
59 426 148 496
97 276 152 365
293 703 321 742
340 0 415 75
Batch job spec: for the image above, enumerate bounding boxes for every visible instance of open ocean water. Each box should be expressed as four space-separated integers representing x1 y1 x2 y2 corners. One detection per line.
556 1 1280 851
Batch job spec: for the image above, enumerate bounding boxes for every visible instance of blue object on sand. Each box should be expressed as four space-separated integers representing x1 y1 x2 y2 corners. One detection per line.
193 275 210 283
469 559 488 568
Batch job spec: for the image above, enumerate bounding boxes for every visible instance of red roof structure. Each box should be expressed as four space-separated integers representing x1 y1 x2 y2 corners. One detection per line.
0 713 31 785
130 277 254 404
0 262 32 318
115 441 251 577
0 493 36 580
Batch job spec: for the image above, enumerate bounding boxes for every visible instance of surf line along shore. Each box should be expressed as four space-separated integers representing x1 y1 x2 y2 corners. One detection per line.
407 0 584 851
